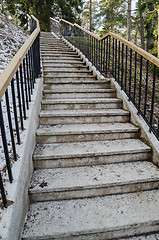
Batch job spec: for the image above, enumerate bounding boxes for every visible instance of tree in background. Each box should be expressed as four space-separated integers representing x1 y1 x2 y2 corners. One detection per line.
81 0 98 31
96 0 127 36
127 0 131 41
133 0 158 54
4 0 83 31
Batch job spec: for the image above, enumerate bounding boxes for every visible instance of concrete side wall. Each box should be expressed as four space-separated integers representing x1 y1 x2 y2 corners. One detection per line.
62 37 159 165
0 77 43 240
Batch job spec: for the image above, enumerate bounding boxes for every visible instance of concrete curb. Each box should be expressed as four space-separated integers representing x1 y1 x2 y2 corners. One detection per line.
62 37 159 165
0 77 43 240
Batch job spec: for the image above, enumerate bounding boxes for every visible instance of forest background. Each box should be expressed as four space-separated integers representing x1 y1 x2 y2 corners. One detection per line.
0 0 159 56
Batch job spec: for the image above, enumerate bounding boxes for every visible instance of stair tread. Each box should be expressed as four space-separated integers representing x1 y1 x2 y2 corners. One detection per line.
37 123 139 136
41 98 122 104
33 139 150 159
40 109 129 117
43 69 90 72
29 161 159 193
22 190 159 239
43 79 109 83
43 89 115 93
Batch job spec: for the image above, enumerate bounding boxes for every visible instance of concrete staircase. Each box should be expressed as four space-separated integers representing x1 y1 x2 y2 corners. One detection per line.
22 32 159 239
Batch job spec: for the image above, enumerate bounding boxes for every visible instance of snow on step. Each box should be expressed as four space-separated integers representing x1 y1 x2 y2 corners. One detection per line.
29 161 159 202
34 139 150 159
33 139 151 169
39 109 130 125
22 190 159 240
43 90 116 99
36 123 139 143
39 108 129 117
41 98 122 110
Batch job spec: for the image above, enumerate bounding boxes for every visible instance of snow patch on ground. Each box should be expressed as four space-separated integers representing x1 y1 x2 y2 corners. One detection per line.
0 13 28 74
0 13 29 172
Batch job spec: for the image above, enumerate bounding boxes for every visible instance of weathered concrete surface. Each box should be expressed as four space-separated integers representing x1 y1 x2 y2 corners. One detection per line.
0 77 43 240
22 190 159 240
36 122 139 143
21 32 159 240
29 161 159 202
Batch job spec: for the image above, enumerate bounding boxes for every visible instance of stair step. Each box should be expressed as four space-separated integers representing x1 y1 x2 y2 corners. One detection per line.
39 109 130 125
41 98 123 110
22 190 159 240
36 123 139 143
29 161 159 202
41 51 77 55
41 53 78 57
43 68 90 73
121 233 159 240
42 56 81 60
42 59 83 63
43 80 110 89
40 47 74 50
42 64 87 68
33 139 151 169
43 89 116 99
44 72 93 78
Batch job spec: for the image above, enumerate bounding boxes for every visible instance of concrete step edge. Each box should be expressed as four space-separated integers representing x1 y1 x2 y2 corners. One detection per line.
22 190 159 240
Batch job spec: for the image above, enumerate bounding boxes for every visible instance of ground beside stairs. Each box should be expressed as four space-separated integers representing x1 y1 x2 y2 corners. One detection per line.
21 32 159 240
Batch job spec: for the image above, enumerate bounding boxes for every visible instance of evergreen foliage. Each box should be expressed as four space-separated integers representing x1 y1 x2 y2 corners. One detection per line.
4 0 83 31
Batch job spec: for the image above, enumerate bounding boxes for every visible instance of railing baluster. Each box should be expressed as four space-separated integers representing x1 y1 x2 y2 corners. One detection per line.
0 171 7 208
100 40 103 73
30 46 35 86
115 39 117 80
121 43 124 89
19 64 26 120
144 60 149 117
26 54 31 102
150 65 156 132
23 58 29 110
11 78 20 144
138 56 143 114
133 52 137 105
96 39 98 69
112 38 115 76
103 39 106 75
0 101 13 183
129 49 132 101
125 46 128 92
106 37 108 77
99 40 101 71
28 50 33 94
118 41 121 83
16 70 24 131
108 36 111 72
5 89 17 161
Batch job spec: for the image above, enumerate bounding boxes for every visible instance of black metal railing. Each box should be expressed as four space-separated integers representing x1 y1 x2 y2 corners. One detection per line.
0 15 40 208
50 17 61 36
50 18 159 141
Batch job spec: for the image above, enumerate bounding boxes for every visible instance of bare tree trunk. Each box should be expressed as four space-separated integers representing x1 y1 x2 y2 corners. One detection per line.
90 0 92 31
138 0 145 49
127 0 131 41
46 0 51 31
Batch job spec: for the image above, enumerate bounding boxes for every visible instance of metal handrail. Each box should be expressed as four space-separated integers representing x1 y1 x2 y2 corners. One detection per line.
50 17 159 67
0 15 40 208
50 17 159 141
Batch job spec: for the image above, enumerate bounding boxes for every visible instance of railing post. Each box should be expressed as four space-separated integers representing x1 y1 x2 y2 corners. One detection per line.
0 171 7 208
32 32 41 78
0 101 13 183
